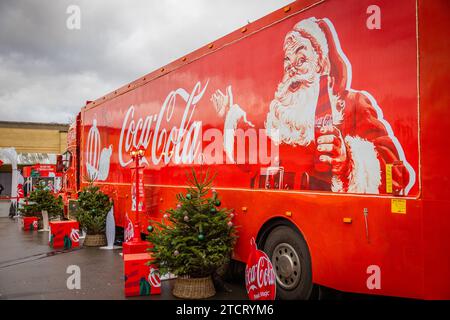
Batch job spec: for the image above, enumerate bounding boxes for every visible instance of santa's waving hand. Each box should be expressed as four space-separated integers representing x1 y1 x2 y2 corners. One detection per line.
211 85 254 163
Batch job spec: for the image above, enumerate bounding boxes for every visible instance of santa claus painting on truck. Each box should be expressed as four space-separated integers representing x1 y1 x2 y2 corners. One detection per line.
212 17 414 195
59 0 450 300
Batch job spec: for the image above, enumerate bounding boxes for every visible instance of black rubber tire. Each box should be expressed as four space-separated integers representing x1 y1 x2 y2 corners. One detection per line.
263 225 313 300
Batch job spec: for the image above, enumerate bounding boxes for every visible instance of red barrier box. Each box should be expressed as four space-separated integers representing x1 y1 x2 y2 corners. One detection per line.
49 221 80 249
124 253 161 297
122 241 150 255
21 217 39 231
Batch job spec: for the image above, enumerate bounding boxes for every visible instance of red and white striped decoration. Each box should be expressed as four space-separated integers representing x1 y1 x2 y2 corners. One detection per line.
148 267 161 288
70 228 80 243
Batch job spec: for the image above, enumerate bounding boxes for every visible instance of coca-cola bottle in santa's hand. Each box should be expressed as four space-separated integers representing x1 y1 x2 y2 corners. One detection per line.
314 75 334 174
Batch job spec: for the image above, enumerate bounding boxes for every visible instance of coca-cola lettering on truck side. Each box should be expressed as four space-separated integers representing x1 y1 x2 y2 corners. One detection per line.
118 81 208 168
60 0 450 300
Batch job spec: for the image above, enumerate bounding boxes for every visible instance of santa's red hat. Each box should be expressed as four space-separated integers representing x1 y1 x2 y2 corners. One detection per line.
288 17 349 96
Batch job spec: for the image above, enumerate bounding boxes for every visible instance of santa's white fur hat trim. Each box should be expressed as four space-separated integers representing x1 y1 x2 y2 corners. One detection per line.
290 17 329 61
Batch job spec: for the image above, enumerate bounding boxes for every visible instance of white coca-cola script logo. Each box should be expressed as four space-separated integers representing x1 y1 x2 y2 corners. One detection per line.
245 238 276 300
246 255 276 292
315 114 333 128
118 81 208 167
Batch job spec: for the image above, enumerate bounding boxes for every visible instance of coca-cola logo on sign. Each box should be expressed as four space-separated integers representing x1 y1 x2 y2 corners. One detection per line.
245 238 276 300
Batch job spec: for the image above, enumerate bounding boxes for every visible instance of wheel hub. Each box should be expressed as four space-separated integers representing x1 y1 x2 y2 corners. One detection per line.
272 243 301 290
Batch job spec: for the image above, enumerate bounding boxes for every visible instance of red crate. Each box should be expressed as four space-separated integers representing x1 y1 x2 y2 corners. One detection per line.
49 221 80 249
122 241 150 255
124 253 161 297
21 217 39 231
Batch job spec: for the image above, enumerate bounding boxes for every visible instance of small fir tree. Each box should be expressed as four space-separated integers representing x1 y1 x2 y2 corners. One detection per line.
146 170 237 278
76 183 113 235
20 183 63 219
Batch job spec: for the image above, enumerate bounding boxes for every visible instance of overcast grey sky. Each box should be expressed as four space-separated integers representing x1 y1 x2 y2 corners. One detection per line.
0 0 292 124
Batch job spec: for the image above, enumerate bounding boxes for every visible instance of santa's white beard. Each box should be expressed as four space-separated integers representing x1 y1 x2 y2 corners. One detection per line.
266 74 320 146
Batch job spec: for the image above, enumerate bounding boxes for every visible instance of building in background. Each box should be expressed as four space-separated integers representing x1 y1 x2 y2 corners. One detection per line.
0 121 69 212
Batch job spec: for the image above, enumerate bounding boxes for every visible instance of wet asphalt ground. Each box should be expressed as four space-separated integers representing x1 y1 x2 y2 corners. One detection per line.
0 215 409 301
0 217 247 300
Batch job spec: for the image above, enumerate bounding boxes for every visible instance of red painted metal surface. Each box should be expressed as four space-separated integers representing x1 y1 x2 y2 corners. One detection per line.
123 253 161 297
62 0 450 299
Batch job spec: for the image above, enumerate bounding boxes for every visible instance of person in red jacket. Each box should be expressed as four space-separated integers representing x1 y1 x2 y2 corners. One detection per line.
212 17 415 195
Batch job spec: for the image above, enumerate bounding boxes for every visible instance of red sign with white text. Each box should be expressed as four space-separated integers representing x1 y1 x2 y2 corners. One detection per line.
245 238 276 300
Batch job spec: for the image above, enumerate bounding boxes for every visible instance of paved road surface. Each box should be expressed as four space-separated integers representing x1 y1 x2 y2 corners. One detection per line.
0 217 247 300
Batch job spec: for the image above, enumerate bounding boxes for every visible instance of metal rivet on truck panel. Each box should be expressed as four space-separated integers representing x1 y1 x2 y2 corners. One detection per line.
182 57 187 61
160 198 163 202
242 207 247 212
161 68 165 72
284 6 291 13
241 27 247 33
208 43 214 49
285 211 292 217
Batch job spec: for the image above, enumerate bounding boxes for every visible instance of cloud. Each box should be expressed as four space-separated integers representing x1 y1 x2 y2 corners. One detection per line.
0 0 292 123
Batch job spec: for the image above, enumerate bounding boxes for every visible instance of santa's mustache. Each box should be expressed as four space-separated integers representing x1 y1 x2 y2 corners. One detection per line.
275 71 317 104
266 73 320 146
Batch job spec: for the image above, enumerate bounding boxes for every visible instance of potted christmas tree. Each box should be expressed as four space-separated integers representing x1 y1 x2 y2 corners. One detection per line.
147 170 236 299
19 183 63 230
75 183 113 247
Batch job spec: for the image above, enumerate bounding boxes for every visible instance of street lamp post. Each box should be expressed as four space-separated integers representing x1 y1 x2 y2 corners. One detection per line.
130 146 145 243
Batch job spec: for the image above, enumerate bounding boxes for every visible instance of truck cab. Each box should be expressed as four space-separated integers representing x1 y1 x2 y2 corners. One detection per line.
57 112 81 217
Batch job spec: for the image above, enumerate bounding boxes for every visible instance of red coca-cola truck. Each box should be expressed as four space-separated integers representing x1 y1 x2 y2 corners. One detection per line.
58 0 450 299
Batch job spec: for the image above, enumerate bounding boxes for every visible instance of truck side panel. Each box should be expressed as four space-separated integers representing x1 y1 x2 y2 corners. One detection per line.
73 0 450 299
419 0 450 299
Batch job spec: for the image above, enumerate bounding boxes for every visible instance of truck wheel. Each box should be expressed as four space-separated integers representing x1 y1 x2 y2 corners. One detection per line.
263 225 313 300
